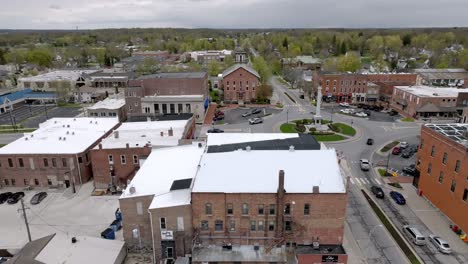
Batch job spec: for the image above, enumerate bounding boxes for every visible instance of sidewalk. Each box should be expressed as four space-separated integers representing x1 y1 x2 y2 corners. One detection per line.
399 184 468 262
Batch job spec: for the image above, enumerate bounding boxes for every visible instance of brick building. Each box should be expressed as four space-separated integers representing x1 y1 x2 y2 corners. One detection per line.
126 72 209 123
414 68 468 88
191 148 348 264
87 94 127 121
221 64 261 104
313 72 417 103
414 124 468 233
91 118 195 190
0 117 119 189
390 86 460 119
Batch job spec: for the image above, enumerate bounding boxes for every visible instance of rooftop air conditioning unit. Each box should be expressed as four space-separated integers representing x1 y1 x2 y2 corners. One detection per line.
129 186 136 194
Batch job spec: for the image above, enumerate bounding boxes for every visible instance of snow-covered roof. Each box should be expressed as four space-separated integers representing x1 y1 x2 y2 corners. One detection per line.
0 117 119 155
87 96 126 110
19 70 99 82
120 143 205 199
35 235 125 264
192 149 345 194
207 133 299 146
394 86 462 98
96 119 191 149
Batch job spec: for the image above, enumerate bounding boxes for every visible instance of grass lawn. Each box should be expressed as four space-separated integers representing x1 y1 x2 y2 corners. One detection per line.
378 168 388 177
333 123 356 136
276 103 284 108
401 117 415 122
313 134 346 142
381 141 400 152
280 123 298 133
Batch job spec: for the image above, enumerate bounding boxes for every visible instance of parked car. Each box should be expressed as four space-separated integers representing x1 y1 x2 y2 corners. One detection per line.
0 192 13 204
214 110 224 117
409 144 418 154
360 159 370 171
213 115 224 121
402 165 416 176
429 235 452 254
364 110 371 116
248 117 263 125
371 186 384 199
388 110 399 116
401 151 412 159
339 102 350 107
30 192 48 205
7 192 25 204
355 112 368 117
299 95 305 99
390 191 406 205
366 138 374 145
207 128 224 133
251 108 262 114
242 111 253 117
392 147 401 155
403 225 426 245
400 141 409 149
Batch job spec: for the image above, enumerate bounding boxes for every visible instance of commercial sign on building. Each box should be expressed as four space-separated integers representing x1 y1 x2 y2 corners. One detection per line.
322 255 338 262
161 230 174 240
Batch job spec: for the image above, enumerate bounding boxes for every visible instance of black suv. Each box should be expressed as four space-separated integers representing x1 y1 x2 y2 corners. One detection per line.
403 165 416 176
7 192 25 204
366 138 374 145
371 186 384 199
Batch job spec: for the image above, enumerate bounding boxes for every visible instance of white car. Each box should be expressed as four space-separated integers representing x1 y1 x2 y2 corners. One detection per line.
400 141 409 149
248 117 263 125
429 235 451 254
360 159 370 171
355 112 368 117
340 109 350 113
339 102 350 107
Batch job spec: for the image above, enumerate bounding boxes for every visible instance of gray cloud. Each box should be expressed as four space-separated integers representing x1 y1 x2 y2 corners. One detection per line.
0 0 467 29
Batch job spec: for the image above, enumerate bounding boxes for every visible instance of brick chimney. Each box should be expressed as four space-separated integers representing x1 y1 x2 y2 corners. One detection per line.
168 127 173 137
126 143 129 148
99 144 102 149
276 170 285 238
160 131 164 137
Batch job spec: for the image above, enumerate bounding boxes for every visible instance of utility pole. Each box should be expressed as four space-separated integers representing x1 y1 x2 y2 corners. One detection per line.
20 198 32 242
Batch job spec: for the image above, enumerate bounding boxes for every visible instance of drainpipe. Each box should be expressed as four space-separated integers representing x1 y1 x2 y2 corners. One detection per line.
149 209 156 264
75 154 83 187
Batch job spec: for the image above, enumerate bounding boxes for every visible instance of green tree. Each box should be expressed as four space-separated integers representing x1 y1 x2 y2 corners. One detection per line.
340 42 347 55
457 49 468 69
224 55 235 68
208 60 221 76
282 37 289 50
402 34 412 46
5 49 27 70
136 57 159 76
384 35 403 53
412 34 428 49
0 48 6 64
252 56 272 83
26 49 53 67
337 54 361 72
366 35 384 58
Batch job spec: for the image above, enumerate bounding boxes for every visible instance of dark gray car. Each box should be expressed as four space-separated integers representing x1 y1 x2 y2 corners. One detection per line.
31 192 48 205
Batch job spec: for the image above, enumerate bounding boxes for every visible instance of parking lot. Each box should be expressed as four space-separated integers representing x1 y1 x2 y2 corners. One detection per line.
218 106 281 125
0 104 82 128
0 182 120 250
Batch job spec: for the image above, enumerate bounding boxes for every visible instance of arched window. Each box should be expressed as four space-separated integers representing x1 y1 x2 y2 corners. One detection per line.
205 203 212 215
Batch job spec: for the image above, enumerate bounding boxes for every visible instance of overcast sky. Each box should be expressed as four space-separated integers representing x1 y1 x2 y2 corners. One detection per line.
1 0 468 29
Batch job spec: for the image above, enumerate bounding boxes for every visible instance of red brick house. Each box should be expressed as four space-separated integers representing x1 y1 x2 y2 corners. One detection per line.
221 64 261 103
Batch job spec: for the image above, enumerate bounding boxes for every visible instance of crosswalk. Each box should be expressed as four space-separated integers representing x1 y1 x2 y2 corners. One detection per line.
349 176 383 186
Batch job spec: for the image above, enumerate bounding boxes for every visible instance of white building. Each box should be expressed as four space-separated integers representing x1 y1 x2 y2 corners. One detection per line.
87 94 127 121
18 70 99 91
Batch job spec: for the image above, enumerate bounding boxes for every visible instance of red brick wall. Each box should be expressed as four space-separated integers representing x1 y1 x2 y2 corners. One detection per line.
222 67 260 103
191 192 347 246
119 195 155 249
416 126 468 232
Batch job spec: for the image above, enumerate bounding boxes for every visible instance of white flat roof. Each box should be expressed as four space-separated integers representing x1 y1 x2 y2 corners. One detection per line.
120 143 205 199
149 189 192 209
0 117 119 155
192 149 345 194
96 119 190 149
36 235 125 264
19 70 98 82
207 133 299 146
395 86 462 97
88 97 126 110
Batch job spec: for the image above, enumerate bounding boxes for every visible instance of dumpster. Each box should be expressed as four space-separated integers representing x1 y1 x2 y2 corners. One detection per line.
115 208 122 221
101 228 115 240
110 220 122 232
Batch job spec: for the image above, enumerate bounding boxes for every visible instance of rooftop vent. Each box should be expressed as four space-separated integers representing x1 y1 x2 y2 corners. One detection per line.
25 137 28 141
59 137 62 140
63 137 66 141
160 131 164 137
95 121 97 124
312 186 320 193
246 146 251 152
66 131 69 135
198 142 203 148
433 93 439 96
289 145 295 152
114 131 119 139
129 186 136 194
254 243 260 251
71 237 77 243
67 124 70 128
72 132 75 135
313 241 320 250
90 121 93 124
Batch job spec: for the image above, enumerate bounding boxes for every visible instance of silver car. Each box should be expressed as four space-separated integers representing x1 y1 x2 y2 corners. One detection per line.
429 235 451 254
360 159 370 171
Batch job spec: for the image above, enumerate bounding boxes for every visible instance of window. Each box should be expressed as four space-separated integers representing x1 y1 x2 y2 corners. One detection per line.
43 158 49 167
205 203 212 215
136 202 143 215
78 157 83 163
215 220 223 231
431 146 435 157
18 158 24 167
229 220 235 231
304 204 310 215
170 104 175 114
160 217 166 229
268 221 275 231
269 204 275 215
451 180 456 192
285 221 292 231
185 104 191 113
108 155 113 163
227 203 233 215
455 160 460 173
284 203 291 215
242 203 249 215
438 171 444 183
162 104 167 114
133 155 138 164
11 179 16 186
258 220 264 231
4 179 9 186
8 158 13 167
178 103 183 113
24 179 28 185
427 163 432 174
47 178 52 186
201 220 209 230
258 204 264 215
52 158 57 167
120 155 126 165
463 189 468 202
62 158 67 167
250 220 256 231
442 152 447 165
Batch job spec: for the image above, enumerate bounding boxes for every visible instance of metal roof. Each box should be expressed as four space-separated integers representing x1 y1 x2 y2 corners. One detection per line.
425 123 468 147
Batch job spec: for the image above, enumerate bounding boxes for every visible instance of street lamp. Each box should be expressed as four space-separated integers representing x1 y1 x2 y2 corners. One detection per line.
286 109 289 124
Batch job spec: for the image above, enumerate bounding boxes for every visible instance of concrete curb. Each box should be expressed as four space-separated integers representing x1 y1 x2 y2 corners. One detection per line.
362 188 424 264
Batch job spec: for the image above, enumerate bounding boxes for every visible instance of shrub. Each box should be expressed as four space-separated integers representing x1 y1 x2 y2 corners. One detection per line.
303 118 310 125
296 124 306 133
309 127 317 132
